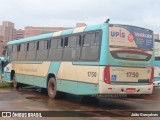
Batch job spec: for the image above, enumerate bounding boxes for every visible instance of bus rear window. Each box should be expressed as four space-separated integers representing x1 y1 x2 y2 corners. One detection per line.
109 24 153 62
110 50 152 61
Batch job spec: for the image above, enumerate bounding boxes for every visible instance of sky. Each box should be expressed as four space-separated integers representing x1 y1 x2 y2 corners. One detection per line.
0 0 160 33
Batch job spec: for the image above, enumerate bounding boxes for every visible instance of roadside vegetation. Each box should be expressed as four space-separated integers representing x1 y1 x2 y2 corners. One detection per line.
0 81 12 88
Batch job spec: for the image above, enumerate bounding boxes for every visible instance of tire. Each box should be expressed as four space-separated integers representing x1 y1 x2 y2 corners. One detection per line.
47 77 57 99
12 74 18 88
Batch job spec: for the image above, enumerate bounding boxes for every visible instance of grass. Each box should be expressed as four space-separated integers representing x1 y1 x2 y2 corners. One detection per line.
0 81 12 88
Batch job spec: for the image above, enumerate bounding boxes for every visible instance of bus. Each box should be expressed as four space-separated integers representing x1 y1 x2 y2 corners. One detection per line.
154 36 160 87
4 22 154 98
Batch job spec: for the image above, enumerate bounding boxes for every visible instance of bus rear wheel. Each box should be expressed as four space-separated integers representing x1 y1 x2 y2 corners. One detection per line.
47 77 57 99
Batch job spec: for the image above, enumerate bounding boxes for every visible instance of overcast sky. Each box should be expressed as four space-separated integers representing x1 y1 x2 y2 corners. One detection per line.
0 0 160 33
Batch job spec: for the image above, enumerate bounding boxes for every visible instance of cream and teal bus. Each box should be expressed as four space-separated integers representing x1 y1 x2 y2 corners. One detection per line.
4 22 154 98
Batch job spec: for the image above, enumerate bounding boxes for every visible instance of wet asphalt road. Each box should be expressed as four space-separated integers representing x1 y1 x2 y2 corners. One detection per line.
0 86 160 120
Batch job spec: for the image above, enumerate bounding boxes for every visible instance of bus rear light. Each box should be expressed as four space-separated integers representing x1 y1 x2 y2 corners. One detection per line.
104 65 110 84
149 67 154 85
108 88 112 90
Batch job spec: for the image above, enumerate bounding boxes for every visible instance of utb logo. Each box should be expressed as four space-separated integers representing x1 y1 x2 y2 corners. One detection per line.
111 30 125 38
128 34 134 42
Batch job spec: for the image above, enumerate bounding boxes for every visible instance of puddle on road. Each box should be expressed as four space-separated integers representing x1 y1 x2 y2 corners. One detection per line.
1 87 160 117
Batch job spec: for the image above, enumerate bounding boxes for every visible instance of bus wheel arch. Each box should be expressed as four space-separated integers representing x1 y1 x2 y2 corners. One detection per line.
47 73 56 87
47 76 57 99
46 73 66 99
11 70 15 80
11 70 18 88
47 73 57 99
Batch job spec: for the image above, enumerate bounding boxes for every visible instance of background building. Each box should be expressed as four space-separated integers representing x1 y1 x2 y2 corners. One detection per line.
24 26 72 38
0 21 16 56
154 34 159 40
0 21 16 44
16 29 24 40
0 21 86 56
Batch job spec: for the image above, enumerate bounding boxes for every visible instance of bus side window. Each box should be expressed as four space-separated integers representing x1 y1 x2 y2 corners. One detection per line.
78 35 82 46
36 40 48 61
27 43 29 51
12 45 13 52
26 42 36 61
50 39 58 49
59 38 63 48
28 42 35 51
63 36 79 61
64 37 68 47
7 45 12 62
44 40 47 50
46 40 51 50
37 41 39 50
93 32 101 46
39 41 45 50
17 44 21 52
80 32 100 61
68 36 77 47
83 33 94 46
11 45 18 61
17 43 26 61
48 38 63 60
20 44 25 51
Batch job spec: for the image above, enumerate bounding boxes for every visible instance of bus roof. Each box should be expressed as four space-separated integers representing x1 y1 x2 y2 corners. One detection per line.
7 23 104 45
7 32 53 45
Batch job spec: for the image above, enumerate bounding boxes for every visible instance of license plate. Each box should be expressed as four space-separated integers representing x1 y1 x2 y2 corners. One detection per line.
126 88 135 93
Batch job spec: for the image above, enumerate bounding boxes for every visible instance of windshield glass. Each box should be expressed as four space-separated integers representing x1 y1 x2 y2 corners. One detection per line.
109 24 153 61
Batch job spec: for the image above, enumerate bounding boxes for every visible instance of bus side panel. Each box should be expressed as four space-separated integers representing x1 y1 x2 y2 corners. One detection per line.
57 62 99 83
14 61 50 77
4 63 12 81
57 80 99 95
4 72 11 81
56 62 99 95
4 61 51 88
16 74 46 88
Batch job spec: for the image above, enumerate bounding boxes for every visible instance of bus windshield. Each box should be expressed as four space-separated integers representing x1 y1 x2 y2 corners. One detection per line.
109 24 153 61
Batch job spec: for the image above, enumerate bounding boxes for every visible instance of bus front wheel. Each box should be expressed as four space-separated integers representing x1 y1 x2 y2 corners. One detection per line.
47 77 57 99
13 75 18 88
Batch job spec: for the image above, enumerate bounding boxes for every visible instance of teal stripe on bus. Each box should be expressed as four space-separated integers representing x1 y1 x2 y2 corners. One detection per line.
61 29 73 35
99 23 109 65
154 77 160 81
84 24 102 32
7 33 53 45
48 62 61 76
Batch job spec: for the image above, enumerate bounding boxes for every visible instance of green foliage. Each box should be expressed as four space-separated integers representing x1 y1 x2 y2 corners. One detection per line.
0 81 12 88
